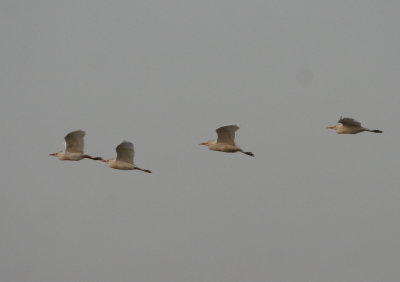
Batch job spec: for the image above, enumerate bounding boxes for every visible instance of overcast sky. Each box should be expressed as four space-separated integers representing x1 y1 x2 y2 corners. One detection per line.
1 0 400 281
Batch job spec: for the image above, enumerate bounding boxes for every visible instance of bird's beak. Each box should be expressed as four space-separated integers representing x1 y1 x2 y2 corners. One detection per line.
49 153 56 156
326 126 336 129
100 159 108 163
200 142 206 145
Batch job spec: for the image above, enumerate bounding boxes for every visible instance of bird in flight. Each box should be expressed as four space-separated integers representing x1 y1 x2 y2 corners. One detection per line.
200 125 254 156
49 130 102 161
100 141 152 173
327 117 383 134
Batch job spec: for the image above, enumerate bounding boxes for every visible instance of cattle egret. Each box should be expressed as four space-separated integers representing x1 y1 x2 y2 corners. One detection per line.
327 117 383 134
200 125 254 156
100 141 152 173
49 130 102 160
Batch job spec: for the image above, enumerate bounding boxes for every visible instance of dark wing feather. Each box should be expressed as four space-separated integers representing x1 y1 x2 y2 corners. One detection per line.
116 141 134 164
64 130 85 153
338 117 362 127
216 125 239 146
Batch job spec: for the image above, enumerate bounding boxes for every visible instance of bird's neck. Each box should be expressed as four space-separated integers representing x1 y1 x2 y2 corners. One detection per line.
57 151 67 159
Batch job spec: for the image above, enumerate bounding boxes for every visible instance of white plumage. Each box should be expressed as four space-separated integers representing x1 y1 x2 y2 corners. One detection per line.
327 117 383 134
101 141 152 173
200 125 254 157
49 130 102 161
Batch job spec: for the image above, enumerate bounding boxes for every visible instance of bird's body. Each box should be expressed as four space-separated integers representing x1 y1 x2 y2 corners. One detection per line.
54 151 87 161
49 130 102 161
105 159 136 170
200 125 254 156
205 140 242 153
101 141 152 173
327 117 382 134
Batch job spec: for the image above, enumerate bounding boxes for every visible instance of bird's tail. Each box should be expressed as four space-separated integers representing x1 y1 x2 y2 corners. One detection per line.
369 129 383 133
242 151 255 157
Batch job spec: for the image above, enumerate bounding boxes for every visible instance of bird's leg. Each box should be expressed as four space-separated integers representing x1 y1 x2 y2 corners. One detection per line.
239 149 254 157
81 154 103 160
135 167 152 173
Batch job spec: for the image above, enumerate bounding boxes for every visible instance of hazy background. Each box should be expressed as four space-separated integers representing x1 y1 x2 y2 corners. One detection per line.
1 0 400 281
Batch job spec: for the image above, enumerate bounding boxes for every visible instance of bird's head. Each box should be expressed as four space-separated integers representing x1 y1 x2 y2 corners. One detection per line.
200 140 217 147
326 123 342 130
200 141 211 146
100 158 114 163
49 151 62 157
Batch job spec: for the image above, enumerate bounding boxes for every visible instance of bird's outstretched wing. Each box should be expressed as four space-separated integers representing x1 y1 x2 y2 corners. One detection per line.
338 117 362 127
64 130 85 153
216 125 239 146
116 141 134 164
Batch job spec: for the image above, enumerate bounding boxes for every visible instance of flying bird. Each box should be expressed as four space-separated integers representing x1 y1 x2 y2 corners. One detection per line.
327 117 383 134
49 130 102 160
200 125 254 156
100 141 152 173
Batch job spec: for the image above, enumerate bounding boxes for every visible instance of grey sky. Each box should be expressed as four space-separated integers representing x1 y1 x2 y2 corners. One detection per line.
1 0 400 281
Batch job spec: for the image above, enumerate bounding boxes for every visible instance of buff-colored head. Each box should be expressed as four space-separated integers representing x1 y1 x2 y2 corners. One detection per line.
49 151 63 158
326 123 343 131
200 140 216 147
